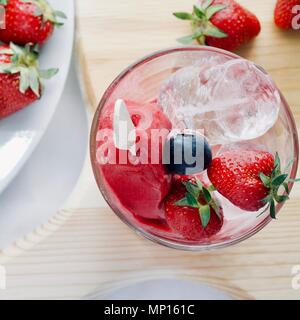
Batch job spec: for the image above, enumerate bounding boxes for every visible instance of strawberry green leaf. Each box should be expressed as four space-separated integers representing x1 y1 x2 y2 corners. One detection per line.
52 21 64 27
32 44 40 54
256 203 271 218
24 43 32 56
210 200 222 220
173 1 228 46
2 42 58 97
206 5 226 20
274 152 281 173
197 35 206 45
202 187 212 203
208 185 216 192
261 195 272 204
19 68 30 94
0 0 7 5
253 153 300 220
195 178 204 191
28 66 40 97
199 205 211 228
203 23 227 38
193 5 205 19
177 34 197 45
259 172 271 188
184 181 200 199
9 67 21 74
201 0 213 10
288 178 300 183
270 199 276 219
177 178 222 227
272 174 288 186
10 43 24 56
260 153 300 219
283 159 294 173
22 0 67 26
54 10 67 19
175 197 190 207
39 68 59 79
173 12 194 20
0 63 12 73
186 193 200 208
274 194 289 204
283 182 290 194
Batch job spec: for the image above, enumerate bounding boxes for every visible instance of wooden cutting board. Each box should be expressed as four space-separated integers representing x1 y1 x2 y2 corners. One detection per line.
0 0 300 300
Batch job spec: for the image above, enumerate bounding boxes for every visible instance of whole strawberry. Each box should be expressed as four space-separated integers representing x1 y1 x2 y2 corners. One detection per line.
0 42 58 119
0 0 66 45
208 150 293 218
274 0 300 30
173 0 261 51
165 177 223 241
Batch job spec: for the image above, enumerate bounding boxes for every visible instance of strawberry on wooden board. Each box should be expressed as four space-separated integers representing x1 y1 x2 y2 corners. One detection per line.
0 42 58 119
165 177 223 241
173 0 261 51
274 0 300 30
207 150 297 218
0 0 66 45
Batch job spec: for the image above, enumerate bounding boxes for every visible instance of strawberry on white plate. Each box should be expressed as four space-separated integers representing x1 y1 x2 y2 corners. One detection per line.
0 0 74 196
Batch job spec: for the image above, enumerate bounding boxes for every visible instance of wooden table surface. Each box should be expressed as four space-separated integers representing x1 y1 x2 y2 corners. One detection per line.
1 0 300 300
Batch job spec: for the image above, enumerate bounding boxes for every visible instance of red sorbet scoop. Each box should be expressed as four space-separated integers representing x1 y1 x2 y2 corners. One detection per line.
96 100 172 220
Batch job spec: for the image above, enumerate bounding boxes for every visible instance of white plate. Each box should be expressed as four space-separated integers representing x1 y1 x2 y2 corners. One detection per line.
0 61 88 250
0 0 74 195
86 279 233 300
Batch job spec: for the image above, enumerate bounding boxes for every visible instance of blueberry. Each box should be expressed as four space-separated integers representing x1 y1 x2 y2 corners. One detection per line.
164 132 212 175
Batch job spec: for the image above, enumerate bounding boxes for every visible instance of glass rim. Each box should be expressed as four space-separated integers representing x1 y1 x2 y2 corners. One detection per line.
90 46 299 252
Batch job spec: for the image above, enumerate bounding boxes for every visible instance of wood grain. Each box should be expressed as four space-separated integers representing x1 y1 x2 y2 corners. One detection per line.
1 196 300 300
1 0 300 300
76 0 300 120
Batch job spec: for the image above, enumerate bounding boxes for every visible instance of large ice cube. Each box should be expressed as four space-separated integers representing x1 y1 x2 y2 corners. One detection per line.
158 58 281 145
